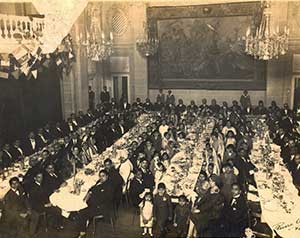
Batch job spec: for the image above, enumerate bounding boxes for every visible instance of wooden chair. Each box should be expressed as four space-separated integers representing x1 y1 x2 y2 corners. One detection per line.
92 214 115 238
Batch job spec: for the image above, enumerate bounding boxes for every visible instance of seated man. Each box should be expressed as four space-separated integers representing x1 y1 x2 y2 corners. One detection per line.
253 100 268 115
74 170 114 238
28 173 63 234
42 163 64 197
0 143 13 169
224 183 248 237
2 177 29 236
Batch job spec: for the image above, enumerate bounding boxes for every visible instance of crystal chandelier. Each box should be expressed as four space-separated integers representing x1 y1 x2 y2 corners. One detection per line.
80 32 113 61
245 0 289 60
78 3 113 62
136 22 159 57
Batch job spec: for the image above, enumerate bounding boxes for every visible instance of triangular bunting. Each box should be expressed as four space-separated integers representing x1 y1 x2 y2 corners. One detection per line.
56 58 62 65
0 71 9 79
31 70 38 79
0 60 10 67
11 69 21 80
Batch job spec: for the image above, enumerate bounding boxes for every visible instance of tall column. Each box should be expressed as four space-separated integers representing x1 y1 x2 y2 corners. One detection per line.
131 3 148 100
60 9 89 118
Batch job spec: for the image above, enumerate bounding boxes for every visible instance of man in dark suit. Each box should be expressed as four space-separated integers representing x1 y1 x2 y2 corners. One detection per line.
64 117 78 134
36 128 49 148
22 131 40 156
2 177 29 236
11 139 25 162
104 159 124 208
70 132 82 149
253 100 268 115
209 99 220 115
234 149 256 192
89 86 95 110
43 123 53 143
119 97 131 111
76 111 87 127
176 99 186 115
106 122 120 146
224 183 248 237
42 163 64 196
281 103 293 117
74 170 114 237
144 98 154 111
0 143 13 168
100 86 110 103
116 118 128 136
139 159 155 190
85 109 95 124
199 98 210 116
52 121 65 138
28 173 63 234
290 154 300 194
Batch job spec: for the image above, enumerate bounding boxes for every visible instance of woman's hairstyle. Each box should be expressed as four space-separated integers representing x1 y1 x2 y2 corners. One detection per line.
99 169 109 176
157 183 166 190
9 177 19 186
178 194 188 202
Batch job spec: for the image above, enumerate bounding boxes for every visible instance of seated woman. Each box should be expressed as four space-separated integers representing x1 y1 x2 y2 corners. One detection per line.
143 141 157 162
223 145 237 163
70 146 88 169
225 131 237 147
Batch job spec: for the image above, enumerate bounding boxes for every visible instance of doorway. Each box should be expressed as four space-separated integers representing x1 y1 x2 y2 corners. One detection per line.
111 74 130 103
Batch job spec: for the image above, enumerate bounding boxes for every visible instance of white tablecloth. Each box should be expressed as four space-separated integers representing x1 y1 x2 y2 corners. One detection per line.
250 140 300 238
159 118 215 198
50 113 157 212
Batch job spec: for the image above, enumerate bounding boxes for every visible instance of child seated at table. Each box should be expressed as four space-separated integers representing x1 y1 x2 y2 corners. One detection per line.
153 183 173 238
173 195 190 238
139 192 154 237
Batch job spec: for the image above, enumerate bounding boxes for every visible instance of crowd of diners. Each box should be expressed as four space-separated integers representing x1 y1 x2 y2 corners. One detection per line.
0 88 299 238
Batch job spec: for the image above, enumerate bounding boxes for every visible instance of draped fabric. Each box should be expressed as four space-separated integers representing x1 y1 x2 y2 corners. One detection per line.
33 0 88 53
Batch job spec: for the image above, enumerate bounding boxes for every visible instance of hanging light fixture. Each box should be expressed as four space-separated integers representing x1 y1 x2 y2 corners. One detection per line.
136 21 159 57
79 3 113 61
245 0 289 60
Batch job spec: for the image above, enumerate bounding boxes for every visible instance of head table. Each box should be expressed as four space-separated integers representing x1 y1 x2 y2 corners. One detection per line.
249 119 300 238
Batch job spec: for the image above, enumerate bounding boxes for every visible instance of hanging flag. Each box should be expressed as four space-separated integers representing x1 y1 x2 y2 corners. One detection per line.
56 58 62 66
43 58 50 68
31 70 38 79
69 52 74 59
11 69 21 80
12 45 29 61
0 71 9 79
0 60 10 67
20 63 30 76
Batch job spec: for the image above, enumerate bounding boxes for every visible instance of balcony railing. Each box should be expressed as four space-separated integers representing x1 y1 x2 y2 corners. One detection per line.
0 14 44 53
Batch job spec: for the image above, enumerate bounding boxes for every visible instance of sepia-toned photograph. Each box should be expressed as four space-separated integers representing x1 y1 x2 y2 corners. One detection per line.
0 0 300 237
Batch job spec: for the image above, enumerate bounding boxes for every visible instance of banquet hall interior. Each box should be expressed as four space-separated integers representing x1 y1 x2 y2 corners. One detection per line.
1 0 300 238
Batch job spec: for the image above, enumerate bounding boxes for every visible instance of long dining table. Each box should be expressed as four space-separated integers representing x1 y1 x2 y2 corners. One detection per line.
249 118 300 238
159 117 215 200
49 113 157 213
